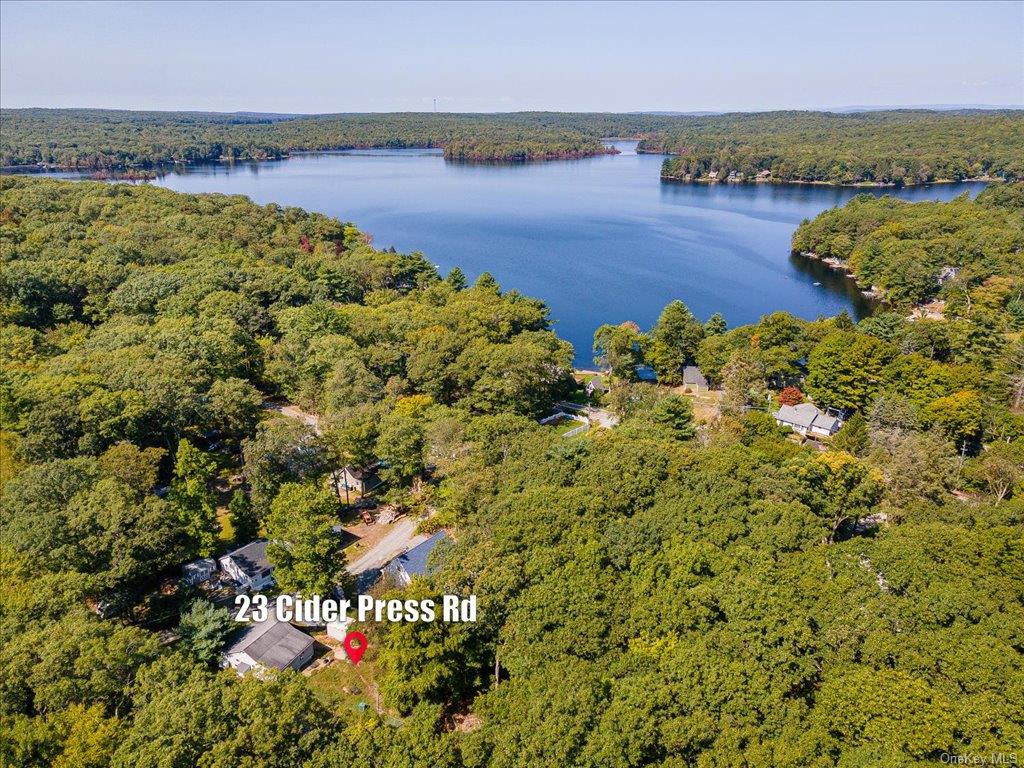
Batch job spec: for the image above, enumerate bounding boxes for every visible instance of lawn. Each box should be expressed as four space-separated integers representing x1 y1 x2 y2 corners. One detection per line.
305 629 399 720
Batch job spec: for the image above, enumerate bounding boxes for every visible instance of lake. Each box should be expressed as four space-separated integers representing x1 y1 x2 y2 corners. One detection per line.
84 143 996 366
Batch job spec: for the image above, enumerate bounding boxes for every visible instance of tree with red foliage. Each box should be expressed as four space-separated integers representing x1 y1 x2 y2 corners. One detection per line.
779 386 804 406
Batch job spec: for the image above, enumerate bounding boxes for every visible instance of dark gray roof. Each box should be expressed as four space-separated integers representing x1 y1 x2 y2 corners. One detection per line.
226 617 312 669
223 539 270 578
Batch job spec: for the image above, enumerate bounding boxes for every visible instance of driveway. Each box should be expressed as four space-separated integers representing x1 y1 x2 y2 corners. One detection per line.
345 517 431 575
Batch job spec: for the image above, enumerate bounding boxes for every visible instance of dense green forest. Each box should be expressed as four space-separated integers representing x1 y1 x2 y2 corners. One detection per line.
654 110 1024 185
792 184 1024 307
0 109 624 167
5 108 1023 180
2 177 1022 767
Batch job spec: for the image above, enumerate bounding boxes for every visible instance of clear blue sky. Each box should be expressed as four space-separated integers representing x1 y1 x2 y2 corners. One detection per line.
2 0 1021 113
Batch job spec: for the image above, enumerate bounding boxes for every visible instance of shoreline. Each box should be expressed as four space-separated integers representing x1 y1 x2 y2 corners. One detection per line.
795 250 885 301
1 144 617 174
660 173 1000 188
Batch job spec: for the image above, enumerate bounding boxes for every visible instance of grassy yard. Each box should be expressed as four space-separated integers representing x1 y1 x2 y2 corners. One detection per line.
305 630 397 719
543 415 588 437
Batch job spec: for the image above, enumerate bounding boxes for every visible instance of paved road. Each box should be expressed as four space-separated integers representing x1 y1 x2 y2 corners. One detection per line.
345 517 430 575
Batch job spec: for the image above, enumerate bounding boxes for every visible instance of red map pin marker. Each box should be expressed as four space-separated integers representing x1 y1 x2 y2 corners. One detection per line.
343 631 368 665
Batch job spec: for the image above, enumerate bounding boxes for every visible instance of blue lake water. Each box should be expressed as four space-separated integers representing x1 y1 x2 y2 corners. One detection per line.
82 142 993 366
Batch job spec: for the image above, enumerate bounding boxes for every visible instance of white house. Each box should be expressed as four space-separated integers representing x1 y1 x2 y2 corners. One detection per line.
337 462 383 498
773 402 843 438
181 557 217 586
219 539 275 592
221 616 314 676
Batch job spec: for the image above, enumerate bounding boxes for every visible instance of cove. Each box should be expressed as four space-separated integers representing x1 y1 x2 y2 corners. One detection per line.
139 141 987 367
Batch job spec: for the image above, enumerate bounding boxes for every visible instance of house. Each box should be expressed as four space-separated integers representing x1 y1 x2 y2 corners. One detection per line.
585 375 609 396
706 168 720 180
221 616 314 675
773 403 843 438
338 462 383 497
219 539 275 592
682 365 709 392
937 266 959 284
757 169 772 179
181 557 217 586
384 531 450 587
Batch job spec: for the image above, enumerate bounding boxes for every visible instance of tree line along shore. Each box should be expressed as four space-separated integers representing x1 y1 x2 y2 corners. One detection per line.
3 108 1021 186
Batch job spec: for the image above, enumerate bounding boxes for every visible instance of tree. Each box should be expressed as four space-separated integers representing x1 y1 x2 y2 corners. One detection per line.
794 451 883 541
207 377 263 445
242 420 328 514
831 412 869 456
778 386 803 406
445 267 467 290
920 390 984 448
376 411 426 486
593 323 644 381
721 350 765 411
265 483 345 596
177 600 234 664
168 441 219 557
646 300 705 384
97 442 163 495
704 312 727 336
805 331 896 412
650 395 697 441
474 272 500 292
227 491 259 543
964 440 1024 501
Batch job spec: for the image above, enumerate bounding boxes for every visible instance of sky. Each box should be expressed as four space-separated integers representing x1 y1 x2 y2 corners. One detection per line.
1 0 1022 113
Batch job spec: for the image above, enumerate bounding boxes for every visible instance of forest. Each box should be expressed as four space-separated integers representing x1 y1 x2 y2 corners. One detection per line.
4 108 1023 181
792 184 1024 306
1 177 1022 767
654 110 1024 185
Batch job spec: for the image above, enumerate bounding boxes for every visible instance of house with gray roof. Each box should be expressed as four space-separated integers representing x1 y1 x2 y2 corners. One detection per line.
682 365 709 392
221 616 314 676
219 539 275 592
773 402 843 438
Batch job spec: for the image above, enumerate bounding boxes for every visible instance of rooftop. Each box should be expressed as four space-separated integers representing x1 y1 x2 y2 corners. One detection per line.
222 539 271 578
386 531 450 580
774 402 842 432
225 617 313 670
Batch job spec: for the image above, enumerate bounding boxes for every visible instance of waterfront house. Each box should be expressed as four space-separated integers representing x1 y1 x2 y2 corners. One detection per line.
773 403 843 438
384 531 450 587
219 539 275 592
221 616 314 675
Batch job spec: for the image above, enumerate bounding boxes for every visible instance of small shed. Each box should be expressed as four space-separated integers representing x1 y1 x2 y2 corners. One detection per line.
682 365 709 392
